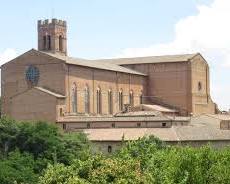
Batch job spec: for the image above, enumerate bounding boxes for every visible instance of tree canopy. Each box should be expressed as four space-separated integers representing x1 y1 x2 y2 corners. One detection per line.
0 117 230 184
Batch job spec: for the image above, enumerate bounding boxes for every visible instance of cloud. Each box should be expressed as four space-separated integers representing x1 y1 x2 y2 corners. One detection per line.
119 0 230 66
118 0 230 110
0 49 17 65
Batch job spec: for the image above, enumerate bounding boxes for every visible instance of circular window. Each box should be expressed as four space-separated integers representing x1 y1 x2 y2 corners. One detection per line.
25 65 39 86
198 82 202 91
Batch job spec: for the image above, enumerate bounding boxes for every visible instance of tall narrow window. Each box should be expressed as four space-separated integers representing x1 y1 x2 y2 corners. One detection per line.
97 88 102 114
43 36 46 50
118 90 123 111
108 90 113 114
140 91 143 104
71 83 77 113
47 35 51 50
129 90 134 107
198 82 202 91
59 35 63 51
85 86 90 114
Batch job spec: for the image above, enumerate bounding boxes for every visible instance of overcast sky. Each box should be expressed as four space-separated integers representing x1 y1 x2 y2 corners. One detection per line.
0 0 229 110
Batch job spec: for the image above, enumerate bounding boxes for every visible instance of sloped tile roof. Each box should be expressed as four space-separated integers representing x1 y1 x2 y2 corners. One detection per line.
73 114 230 142
40 51 147 76
83 128 179 142
95 53 198 65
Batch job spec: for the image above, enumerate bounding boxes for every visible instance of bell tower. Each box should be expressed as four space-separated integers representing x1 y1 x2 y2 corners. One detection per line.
37 19 67 55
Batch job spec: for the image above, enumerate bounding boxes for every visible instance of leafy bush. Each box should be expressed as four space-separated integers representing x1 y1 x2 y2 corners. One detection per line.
1 117 230 184
0 117 91 184
0 150 38 184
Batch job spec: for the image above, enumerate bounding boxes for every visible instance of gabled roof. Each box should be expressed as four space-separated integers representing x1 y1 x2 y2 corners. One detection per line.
95 53 199 65
39 50 147 76
34 87 65 98
11 86 65 99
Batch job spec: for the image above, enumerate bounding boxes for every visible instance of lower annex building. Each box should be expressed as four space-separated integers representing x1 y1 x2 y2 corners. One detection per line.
2 19 229 153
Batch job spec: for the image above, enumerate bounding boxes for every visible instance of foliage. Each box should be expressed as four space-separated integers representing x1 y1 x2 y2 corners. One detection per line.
0 117 91 184
1 117 230 184
0 117 18 156
39 155 152 184
0 150 38 184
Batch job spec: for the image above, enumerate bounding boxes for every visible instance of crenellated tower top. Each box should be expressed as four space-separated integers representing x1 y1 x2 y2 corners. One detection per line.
37 18 67 55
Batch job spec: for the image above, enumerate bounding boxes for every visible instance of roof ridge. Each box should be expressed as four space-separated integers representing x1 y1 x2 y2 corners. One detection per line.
39 50 147 76
92 52 198 61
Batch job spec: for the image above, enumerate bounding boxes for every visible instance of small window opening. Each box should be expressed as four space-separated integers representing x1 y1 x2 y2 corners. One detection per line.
87 123 90 128
63 124 66 130
112 123 115 128
60 108 63 117
162 123 166 127
108 145 112 153
137 123 141 127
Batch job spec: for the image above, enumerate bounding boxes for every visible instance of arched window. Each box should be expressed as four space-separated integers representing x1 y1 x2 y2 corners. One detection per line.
71 83 77 113
59 35 63 51
47 35 51 50
43 36 46 50
129 90 134 107
118 90 123 111
97 87 102 114
108 89 113 114
85 86 90 114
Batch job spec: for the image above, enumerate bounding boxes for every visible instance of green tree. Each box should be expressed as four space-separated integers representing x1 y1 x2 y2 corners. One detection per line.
39 155 152 184
0 117 18 157
0 150 38 184
0 117 91 182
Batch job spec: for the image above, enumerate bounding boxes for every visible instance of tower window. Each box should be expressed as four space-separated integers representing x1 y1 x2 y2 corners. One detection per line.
59 35 63 51
47 35 51 50
108 90 113 114
43 36 46 50
162 123 166 127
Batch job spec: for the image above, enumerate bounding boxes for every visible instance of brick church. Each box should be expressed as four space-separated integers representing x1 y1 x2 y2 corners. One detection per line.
2 19 227 153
